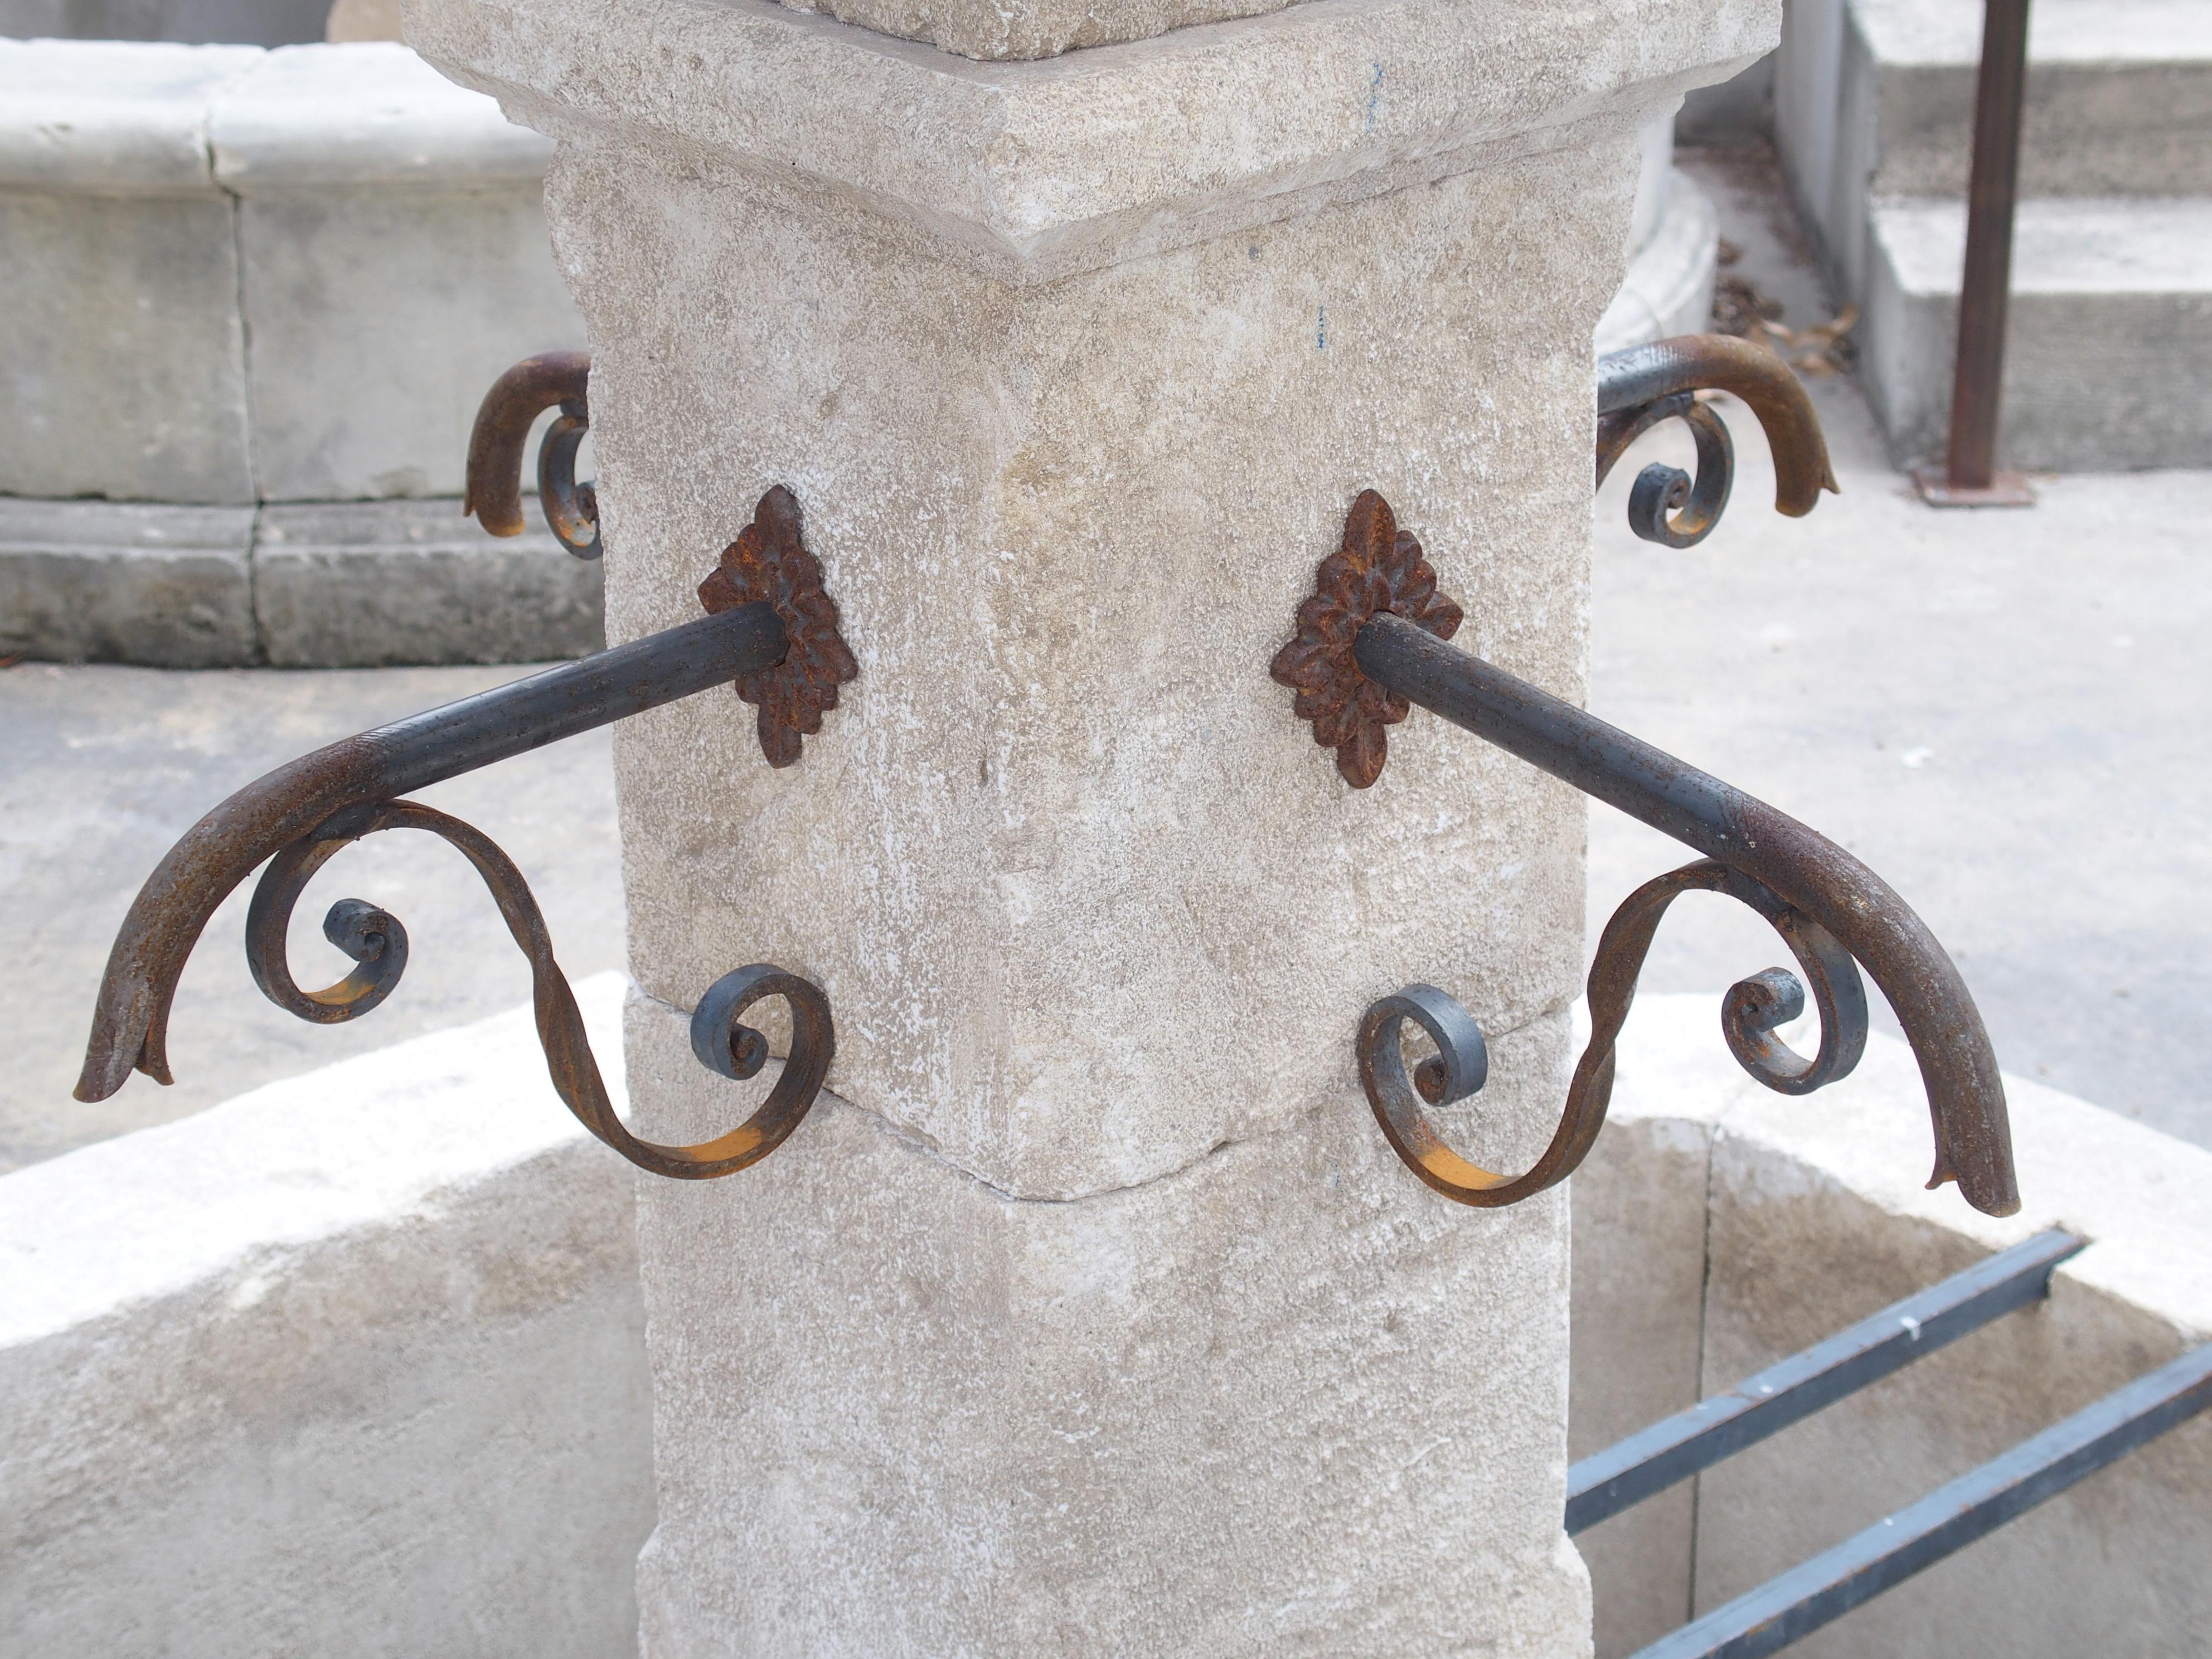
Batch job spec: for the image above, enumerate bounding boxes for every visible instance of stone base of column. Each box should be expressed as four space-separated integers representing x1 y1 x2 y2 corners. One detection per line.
624 994 1587 1658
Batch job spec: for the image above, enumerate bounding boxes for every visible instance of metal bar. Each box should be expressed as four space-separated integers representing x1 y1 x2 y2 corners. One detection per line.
1353 612 2017 1216
365 605 784 792
1566 1230 2084 1535
1594 335 1838 520
1945 0 2032 489
1628 1342 2212 1659
74 601 787 1104
464 349 590 537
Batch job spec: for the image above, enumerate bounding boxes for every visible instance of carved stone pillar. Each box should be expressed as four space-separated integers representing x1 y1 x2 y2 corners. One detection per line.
410 1 1768 1651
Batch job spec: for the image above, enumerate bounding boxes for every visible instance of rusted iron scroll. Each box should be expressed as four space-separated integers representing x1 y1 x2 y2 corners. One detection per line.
79 468 858 1181
465 348 600 557
1596 333 1840 547
1272 488 2019 1219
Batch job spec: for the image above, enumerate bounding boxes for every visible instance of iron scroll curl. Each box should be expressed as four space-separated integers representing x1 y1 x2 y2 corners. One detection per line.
1273 467 2019 1219
1361 862 1871 1209
244 799 831 1178
1595 333 1840 548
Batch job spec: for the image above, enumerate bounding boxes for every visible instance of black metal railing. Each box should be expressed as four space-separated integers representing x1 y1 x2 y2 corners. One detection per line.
1571 1231 2212 1659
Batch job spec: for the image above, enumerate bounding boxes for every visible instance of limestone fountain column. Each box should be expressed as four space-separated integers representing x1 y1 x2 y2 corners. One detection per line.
410 2 1768 1651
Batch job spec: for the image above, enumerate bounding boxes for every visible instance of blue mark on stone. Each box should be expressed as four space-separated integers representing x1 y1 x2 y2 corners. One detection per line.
1366 61 1384 130
1316 305 1327 350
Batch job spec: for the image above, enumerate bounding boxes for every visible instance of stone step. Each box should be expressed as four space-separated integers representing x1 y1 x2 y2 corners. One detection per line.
1858 196 2212 470
0 495 603 668
1780 0 2212 309
1850 0 2212 201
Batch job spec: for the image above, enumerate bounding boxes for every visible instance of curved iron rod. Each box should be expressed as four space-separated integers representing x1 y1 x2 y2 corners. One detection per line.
1597 334 1840 518
464 348 593 547
1354 610 2019 1218
238 797 831 1179
75 601 788 1104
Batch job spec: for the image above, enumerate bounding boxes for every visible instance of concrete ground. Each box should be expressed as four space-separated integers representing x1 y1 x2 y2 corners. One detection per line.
0 663 623 1172
3 147 2206 1172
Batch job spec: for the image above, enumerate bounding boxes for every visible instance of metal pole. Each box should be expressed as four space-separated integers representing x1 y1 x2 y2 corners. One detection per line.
1919 0 2036 506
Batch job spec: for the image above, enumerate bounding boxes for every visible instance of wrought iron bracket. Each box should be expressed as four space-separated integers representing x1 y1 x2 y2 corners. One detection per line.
78 357 859 1181
1596 333 1840 547
1272 469 2019 1219
466 349 601 559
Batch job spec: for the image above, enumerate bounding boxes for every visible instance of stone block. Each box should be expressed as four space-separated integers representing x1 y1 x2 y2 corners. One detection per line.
211 45 586 501
0 977 655 1659
1860 197 2212 470
0 42 260 505
582 145 1603 1201
254 496 603 666
626 992 1588 1657
0 497 256 666
1569 1110 1713 1658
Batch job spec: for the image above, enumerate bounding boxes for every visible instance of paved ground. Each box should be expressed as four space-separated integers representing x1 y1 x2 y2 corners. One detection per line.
4 148 2205 1172
0 664 624 1173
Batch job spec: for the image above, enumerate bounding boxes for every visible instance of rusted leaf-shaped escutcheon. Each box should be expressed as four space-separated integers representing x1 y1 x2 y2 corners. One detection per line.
697 487 861 769
1269 489 1465 788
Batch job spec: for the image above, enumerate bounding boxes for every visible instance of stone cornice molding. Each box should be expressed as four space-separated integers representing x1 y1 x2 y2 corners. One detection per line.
0 40 554 198
409 0 1774 278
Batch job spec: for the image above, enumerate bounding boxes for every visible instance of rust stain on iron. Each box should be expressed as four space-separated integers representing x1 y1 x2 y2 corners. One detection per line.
1595 332 1840 518
464 349 593 545
1268 489 1464 788
697 486 860 769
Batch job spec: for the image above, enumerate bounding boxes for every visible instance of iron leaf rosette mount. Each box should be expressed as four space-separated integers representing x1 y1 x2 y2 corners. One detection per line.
1273 364 2016 1217
76 357 858 1181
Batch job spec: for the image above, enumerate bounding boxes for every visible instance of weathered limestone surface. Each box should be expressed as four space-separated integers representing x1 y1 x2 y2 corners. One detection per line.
255 496 604 664
409 0 1771 1650
0 494 601 667
0 498 257 667
776 0 1299 63
1566 1109 1710 1656
627 995 1584 1656
0 40 586 505
0 978 654 1659
211 43 585 501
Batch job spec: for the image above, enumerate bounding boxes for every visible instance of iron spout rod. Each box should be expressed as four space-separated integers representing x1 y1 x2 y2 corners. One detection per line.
75 601 788 1104
366 603 785 791
1354 612 2019 1217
